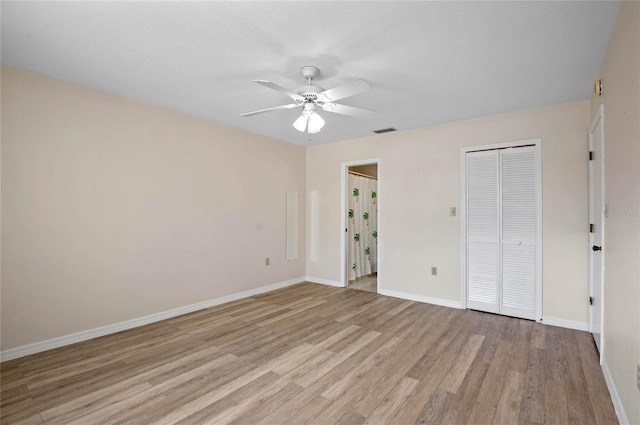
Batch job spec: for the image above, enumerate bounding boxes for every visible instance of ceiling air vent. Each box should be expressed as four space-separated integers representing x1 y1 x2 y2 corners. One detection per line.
373 127 397 134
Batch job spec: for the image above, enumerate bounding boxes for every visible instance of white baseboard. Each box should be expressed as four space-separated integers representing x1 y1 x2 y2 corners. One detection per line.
602 359 629 425
541 316 589 331
305 276 344 288
377 288 462 309
0 277 305 362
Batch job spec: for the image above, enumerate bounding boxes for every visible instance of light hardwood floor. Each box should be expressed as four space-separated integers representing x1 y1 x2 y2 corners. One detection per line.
1 283 618 425
347 275 377 293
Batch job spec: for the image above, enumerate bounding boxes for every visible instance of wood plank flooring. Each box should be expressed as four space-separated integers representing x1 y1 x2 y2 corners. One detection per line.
0 283 618 424
347 275 377 293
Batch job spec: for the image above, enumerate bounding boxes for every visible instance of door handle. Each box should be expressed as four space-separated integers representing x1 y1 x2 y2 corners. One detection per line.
592 245 602 251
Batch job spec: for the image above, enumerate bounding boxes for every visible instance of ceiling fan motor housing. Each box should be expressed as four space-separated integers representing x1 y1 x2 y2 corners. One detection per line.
296 84 324 101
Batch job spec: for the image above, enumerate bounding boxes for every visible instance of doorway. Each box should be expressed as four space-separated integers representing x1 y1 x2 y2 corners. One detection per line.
341 159 380 292
588 104 605 361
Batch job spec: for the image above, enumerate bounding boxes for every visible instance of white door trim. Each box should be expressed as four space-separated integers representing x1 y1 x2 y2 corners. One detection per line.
341 158 381 289
588 104 605 364
460 139 543 322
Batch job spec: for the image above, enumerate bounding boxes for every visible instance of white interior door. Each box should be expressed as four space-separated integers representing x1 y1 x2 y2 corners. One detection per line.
465 143 540 321
499 147 537 320
466 150 500 313
589 105 605 357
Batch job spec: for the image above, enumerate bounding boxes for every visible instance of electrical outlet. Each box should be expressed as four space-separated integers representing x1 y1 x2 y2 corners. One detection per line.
450 207 456 217
431 267 437 276
265 258 270 266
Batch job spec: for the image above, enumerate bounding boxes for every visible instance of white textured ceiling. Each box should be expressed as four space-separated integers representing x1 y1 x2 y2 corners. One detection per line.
1 1 620 146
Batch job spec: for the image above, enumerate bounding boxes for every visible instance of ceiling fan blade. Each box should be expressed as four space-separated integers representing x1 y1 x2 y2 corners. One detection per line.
322 103 375 117
241 104 301 117
316 78 371 103
254 80 304 102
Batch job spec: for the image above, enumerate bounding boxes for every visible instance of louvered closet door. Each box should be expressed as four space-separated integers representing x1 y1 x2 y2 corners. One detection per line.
499 147 537 320
465 146 538 320
466 151 499 313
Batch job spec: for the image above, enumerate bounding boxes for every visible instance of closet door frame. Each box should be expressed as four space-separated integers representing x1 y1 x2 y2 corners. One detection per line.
460 139 543 322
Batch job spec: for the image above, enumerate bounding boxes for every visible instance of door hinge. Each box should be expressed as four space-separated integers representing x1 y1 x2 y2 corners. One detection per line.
590 223 595 233
589 296 593 305
589 151 594 161
594 79 603 97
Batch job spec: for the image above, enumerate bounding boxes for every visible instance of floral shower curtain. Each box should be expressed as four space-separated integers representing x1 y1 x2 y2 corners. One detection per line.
348 173 378 281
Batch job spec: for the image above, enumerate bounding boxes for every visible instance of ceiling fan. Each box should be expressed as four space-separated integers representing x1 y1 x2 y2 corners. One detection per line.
241 66 374 134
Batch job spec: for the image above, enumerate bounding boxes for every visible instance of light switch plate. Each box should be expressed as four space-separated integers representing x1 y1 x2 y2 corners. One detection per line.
431 267 437 276
450 207 456 217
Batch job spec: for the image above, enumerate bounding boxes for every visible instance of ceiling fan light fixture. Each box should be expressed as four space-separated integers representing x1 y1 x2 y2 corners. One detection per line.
293 114 308 132
307 112 325 133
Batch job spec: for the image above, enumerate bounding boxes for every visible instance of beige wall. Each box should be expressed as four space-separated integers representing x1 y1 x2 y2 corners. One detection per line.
307 101 591 324
1 66 306 350
590 2 640 423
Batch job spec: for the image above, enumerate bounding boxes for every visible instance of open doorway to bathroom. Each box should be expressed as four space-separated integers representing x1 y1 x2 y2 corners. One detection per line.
345 163 378 293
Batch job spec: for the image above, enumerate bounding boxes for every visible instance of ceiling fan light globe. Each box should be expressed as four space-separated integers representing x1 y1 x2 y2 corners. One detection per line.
293 114 308 132
308 112 325 133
